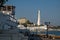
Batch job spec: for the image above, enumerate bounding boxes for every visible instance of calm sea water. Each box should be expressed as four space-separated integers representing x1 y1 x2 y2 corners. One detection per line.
31 31 60 36
47 31 60 36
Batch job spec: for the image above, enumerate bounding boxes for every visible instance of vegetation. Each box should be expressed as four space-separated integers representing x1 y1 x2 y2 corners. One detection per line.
51 26 60 29
21 20 33 27
56 26 60 29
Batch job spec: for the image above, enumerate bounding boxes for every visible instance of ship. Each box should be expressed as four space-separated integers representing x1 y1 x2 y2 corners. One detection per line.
0 0 29 40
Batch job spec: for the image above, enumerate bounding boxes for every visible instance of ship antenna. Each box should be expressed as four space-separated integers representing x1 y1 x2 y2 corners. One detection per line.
0 0 8 7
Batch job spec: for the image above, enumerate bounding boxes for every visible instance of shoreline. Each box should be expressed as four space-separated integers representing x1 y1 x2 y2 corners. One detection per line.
48 29 60 31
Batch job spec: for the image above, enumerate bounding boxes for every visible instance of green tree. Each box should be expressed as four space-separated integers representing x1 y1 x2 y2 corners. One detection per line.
22 20 33 27
26 20 33 24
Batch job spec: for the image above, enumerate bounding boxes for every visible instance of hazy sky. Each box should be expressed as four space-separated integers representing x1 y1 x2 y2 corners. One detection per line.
7 0 60 26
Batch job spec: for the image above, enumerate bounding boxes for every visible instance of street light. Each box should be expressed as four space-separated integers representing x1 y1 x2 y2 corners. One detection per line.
45 22 50 38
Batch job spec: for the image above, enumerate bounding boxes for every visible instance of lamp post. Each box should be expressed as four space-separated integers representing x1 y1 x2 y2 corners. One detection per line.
45 22 50 38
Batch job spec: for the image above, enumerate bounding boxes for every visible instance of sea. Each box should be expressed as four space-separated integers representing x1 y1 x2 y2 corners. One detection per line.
31 31 60 36
30 31 60 40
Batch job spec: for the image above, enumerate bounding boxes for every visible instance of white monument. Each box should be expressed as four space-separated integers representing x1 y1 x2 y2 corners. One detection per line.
37 10 40 26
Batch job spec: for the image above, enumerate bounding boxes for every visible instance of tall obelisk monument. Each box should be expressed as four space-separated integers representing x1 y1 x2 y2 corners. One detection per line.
37 10 40 26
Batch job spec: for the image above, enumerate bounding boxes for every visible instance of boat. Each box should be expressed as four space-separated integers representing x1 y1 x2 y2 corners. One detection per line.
0 0 29 40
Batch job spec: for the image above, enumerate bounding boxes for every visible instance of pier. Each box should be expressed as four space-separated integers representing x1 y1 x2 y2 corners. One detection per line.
34 34 60 40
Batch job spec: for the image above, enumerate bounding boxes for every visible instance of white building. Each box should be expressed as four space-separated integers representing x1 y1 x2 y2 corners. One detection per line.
37 10 41 26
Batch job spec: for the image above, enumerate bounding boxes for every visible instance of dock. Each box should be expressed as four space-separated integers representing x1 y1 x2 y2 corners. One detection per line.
36 34 60 39
32 34 60 40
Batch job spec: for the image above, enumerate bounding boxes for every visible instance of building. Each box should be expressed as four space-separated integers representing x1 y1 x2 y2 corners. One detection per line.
37 10 40 26
18 17 28 24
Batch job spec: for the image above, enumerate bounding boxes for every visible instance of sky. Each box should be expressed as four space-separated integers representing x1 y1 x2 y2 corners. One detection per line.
6 0 60 26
